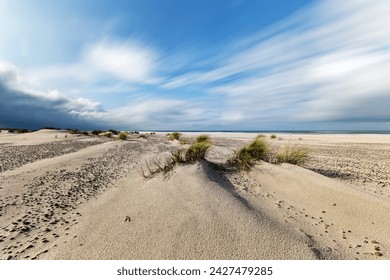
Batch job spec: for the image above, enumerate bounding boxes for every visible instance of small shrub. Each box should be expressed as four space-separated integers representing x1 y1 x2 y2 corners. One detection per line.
168 131 181 141
119 132 128 140
82 131 89 136
8 129 15 133
106 132 112 138
108 129 119 135
67 128 81 134
299 137 303 140
92 130 103 135
139 134 148 139
270 134 277 139
276 145 310 165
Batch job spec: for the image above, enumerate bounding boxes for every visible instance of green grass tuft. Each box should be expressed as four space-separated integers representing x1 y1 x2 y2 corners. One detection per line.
119 132 128 140
231 135 270 171
276 145 310 165
185 142 211 162
168 131 181 141
196 135 211 143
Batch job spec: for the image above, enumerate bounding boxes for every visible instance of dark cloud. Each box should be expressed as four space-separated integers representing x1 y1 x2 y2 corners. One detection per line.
0 75 103 130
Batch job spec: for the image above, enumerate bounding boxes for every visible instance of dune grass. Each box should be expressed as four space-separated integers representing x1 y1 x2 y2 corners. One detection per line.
196 135 211 143
119 132 128 140
179 138 190 145
230 135 310 171
168 131 181 141
138 140 211 178
230 135 270 171
276 145 310 165
185 141 211 162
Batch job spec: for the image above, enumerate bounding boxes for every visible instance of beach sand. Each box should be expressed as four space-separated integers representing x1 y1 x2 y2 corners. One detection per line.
0 130 389 260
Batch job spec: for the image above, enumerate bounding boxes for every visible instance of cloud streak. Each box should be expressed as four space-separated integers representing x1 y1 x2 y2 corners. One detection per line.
161 0 390 129
2 0 390 130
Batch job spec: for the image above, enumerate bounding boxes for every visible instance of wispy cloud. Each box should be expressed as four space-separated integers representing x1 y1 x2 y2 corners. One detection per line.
161 0 390 129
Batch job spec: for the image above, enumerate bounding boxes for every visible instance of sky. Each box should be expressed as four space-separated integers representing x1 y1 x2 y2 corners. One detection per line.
1 0 390 131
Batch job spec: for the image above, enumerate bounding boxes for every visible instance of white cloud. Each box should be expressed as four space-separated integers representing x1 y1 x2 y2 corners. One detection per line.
22 38 160 95
86 40 158 82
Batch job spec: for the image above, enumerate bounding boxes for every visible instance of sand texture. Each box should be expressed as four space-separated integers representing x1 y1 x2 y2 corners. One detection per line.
0 130 389 260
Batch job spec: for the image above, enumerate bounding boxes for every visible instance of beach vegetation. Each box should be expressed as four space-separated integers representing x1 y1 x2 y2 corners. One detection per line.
276 145 310 165
270 134 277 139
179 137 190 145
185 141 211 162
230 136 270 171
119 132 128 140
108 129 119 135
196 135 211 143
138 141 211 179
168 131 181 141
92 130 103 135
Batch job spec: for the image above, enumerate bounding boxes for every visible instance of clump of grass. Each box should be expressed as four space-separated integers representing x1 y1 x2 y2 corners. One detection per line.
270 134 277 139
276 145 310 165
138 141 211 179
106 132 112 138
170 149 186 164
168 131 181 141
119 132 128 140
230 135 270 171
196 135 210 143
108 129 119 135
185 142 211 162
179 137 190 145
139 134 148 139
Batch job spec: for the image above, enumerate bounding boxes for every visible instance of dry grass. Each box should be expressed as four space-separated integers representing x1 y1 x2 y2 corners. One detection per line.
276 145 310 165
119 132 128 140
179 138 190 145
168 132 181 141
138 141 211 179
196 135 211 143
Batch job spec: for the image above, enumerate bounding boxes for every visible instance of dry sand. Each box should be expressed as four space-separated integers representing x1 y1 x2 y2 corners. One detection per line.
0 130 389 260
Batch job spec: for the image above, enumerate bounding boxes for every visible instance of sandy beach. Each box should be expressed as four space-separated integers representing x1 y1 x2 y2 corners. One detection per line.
0 129 389 260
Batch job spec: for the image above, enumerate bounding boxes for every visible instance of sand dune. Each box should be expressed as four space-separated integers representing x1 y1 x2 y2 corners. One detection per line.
0 130 389 260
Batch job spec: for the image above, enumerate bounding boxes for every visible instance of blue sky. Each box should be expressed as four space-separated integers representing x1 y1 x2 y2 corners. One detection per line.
1 0 390 130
